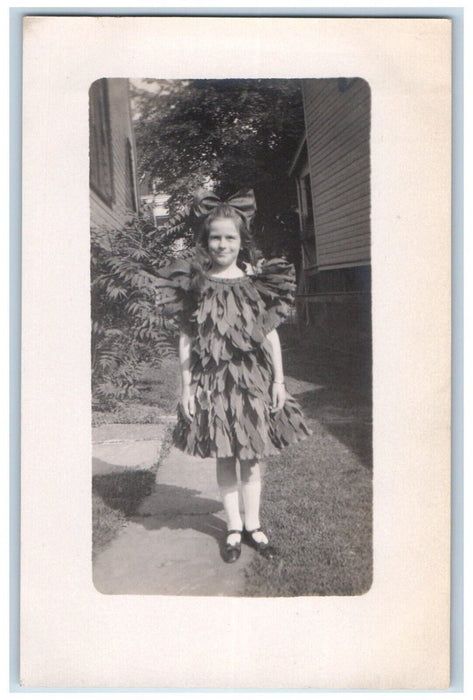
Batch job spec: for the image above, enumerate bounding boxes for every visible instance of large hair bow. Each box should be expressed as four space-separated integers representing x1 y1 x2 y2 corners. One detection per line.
192 188 257 227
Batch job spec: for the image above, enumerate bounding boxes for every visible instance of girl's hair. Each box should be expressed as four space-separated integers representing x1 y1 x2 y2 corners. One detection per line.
189 205 261 294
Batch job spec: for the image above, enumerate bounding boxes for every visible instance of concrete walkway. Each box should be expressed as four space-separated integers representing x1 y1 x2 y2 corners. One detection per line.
92 424 254 596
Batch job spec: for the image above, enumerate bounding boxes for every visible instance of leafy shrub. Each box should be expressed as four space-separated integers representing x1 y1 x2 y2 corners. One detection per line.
91 214 187 409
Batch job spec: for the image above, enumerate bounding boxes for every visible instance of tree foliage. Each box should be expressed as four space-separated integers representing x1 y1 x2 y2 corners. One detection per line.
132 79 304 263
91 214 184 409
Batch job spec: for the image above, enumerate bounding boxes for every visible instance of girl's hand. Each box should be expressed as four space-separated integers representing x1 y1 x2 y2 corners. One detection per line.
271 382 286 413
181 385 195 423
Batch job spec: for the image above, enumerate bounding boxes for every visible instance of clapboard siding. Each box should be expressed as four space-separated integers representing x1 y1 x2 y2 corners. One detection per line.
90 189 124 229
305 108 370 165
90 78 138 231
317 180 370 211
314 209 368 233
306 101 370 167
317 252 367 268
314 156 370 202
319 234 368 253
304 80 368 127
311 134 370 183
305 93 369 143
306 127 370 191
317 225 369 242
315 196 370 228
302 78 371 270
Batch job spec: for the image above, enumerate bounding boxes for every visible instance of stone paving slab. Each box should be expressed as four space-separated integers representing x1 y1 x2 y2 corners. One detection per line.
92 422 173 475
146 449 218 492
92 422 170 443
92 441 163 475
93 516 253 596
93 444 254 596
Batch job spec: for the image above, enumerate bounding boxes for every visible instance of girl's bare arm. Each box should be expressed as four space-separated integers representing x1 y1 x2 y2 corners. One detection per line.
179 331 193 386
265 328 286 411
179 331 195 421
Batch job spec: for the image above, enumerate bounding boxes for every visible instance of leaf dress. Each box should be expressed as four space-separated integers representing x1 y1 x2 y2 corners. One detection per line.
155 257 311 460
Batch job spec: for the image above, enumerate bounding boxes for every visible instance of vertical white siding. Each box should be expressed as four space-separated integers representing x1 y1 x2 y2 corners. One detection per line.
303 79 371 269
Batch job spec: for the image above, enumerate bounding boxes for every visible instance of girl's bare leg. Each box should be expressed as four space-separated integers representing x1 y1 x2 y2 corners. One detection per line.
216 457 243 545
240 459 268 544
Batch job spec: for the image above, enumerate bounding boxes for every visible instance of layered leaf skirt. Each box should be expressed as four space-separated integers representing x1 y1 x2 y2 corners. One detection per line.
173 340 311 460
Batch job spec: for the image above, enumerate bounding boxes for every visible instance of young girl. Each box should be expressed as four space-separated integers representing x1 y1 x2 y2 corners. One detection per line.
155 189 311 563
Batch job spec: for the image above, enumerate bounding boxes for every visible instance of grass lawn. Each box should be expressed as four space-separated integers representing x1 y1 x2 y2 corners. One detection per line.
92 357 180 427
92 492 128 558
244 340 372 597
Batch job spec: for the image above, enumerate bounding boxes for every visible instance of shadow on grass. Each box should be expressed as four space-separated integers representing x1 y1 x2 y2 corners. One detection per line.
92 470 156 559
93 469 157 518
284 344 372 470
294 388 372 470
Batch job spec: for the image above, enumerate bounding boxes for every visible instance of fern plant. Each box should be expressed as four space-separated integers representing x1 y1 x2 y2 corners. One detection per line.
91 213 189 410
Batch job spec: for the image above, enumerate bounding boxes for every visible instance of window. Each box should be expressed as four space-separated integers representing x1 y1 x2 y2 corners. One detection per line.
296 163 316 268
89 80 114 205
125 138 137 212
301 173 314 231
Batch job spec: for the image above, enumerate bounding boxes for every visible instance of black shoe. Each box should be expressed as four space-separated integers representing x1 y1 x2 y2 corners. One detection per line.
222 529 242 564
243 527 278 560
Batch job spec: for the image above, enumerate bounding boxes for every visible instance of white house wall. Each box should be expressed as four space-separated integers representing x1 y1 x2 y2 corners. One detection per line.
90 78 138 231
303 79 371 270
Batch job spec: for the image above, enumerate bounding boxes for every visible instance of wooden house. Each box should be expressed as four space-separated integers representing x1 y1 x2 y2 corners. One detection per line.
289 78 371 346
89 78 140 230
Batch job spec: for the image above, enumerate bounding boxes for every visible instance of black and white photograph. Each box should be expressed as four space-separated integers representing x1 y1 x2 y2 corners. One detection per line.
20 16 452 688
90 77 372 596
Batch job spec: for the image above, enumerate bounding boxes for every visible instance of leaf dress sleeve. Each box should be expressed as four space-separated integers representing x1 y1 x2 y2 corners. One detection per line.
252 258 296 334
154 259 197 335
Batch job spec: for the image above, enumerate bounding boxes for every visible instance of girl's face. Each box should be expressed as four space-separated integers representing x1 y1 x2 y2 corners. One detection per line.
207 217 241 270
